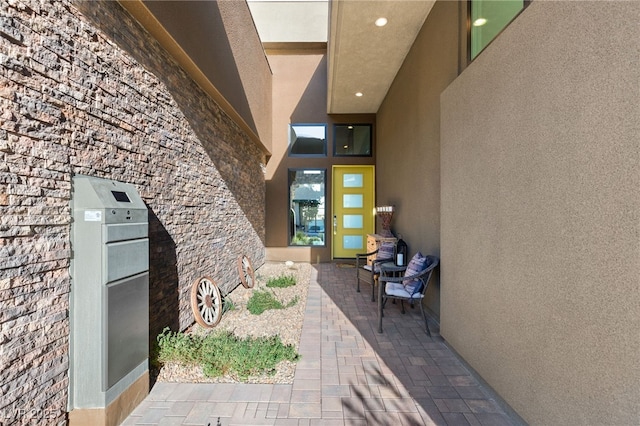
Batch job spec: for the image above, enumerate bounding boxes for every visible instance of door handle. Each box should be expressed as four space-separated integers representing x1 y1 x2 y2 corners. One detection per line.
333 215 337 235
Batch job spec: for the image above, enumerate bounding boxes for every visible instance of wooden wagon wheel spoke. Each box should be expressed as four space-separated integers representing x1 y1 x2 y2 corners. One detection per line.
237 255 255 288
190 276 222 328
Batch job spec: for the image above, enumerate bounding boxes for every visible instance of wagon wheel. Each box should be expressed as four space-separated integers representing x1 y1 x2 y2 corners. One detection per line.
190 276 222 328
237 255 255 288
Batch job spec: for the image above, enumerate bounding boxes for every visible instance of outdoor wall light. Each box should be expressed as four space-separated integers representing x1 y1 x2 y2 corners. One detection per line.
355 92 363 97
473 18 487 26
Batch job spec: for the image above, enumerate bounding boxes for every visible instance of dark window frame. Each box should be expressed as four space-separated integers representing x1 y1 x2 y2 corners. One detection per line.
288 168 327 247
333 123 373 157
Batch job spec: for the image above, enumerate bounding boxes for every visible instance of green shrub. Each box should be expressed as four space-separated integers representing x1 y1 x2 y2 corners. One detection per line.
156 327 299 379
291 232 310 245
247 290 298 315
266 275 296 288
156 328 203 365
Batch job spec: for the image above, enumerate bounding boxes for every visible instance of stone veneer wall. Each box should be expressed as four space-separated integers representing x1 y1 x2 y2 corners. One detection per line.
0 0 266 423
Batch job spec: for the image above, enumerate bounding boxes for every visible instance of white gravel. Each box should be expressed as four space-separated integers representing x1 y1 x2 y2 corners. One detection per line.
155 261 312 384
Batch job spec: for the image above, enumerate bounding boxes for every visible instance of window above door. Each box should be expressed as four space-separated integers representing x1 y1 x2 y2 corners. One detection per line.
289 124 327 157
333 124 372 157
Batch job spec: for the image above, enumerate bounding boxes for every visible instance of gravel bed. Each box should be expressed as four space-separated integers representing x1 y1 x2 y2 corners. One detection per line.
155 261 312 384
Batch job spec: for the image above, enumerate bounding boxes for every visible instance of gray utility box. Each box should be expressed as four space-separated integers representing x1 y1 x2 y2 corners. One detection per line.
69 175 149 409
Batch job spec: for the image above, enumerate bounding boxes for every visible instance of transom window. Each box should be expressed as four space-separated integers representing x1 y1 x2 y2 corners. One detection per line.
334 124 372 157
289 124 327 156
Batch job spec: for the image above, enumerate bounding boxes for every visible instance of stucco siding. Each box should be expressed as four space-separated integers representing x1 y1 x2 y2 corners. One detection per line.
377 0 460 318
265 50 375 262
440 2 639 424
137 0 273 151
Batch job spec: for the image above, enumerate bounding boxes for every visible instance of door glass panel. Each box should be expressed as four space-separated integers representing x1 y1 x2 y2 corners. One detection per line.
343 194 363 208
343 215 363 229
289 169 326 246
343 174 363 188
343 235 363 250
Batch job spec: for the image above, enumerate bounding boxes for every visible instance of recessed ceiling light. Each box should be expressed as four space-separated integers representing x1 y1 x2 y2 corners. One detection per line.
375 17 387 27
355 92 363 97
473 18 487 26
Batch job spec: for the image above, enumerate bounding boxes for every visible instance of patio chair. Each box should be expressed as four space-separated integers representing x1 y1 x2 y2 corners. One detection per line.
355 242 395 302
377 254 439 335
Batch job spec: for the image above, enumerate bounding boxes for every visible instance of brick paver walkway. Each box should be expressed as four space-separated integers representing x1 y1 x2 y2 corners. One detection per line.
124 262 522 425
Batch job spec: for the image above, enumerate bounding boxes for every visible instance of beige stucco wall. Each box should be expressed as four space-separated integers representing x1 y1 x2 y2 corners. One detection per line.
123 0 272 153
376 0 460 318
266 51 329 262
265 50 375 263
440 2 639 424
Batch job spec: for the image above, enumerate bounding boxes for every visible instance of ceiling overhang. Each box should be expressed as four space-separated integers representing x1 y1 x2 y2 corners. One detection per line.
327 0 436 114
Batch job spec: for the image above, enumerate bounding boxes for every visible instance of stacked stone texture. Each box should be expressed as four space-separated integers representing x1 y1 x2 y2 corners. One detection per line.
0 0 266 423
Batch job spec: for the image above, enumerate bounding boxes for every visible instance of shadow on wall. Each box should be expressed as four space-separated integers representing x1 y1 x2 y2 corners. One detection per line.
290 55 328 123
141 1 268 240
142 0 258 136
265 55 328 251
146 206 179 383
75 0 266 242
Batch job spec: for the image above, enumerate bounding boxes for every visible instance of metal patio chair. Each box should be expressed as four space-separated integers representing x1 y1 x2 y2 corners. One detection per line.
377 254 439 335
355 242 395 302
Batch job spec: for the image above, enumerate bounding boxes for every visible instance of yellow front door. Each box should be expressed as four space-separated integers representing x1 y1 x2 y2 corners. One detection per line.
332 165 375 258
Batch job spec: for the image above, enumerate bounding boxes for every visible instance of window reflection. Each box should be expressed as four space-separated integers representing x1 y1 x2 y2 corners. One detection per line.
471 0 524 59
334 124 372 156
289 169 326 246
289 124 327 156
